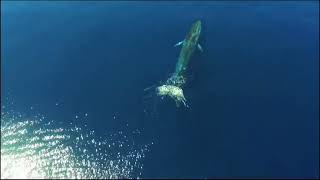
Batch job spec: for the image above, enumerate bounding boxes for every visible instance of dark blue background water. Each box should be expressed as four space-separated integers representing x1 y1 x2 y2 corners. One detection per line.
1 1 319 178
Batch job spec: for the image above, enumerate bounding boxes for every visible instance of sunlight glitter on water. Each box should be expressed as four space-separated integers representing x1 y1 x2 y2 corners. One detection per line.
1 109 150 179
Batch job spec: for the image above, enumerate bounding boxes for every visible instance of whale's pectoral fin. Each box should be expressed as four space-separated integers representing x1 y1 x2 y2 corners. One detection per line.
174 40 185 47
197 43 203 52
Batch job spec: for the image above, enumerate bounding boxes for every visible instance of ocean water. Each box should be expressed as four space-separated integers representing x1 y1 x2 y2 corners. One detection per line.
1 1 319 179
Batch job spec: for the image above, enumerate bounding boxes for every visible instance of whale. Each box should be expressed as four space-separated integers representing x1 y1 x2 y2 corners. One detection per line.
155 20 203 107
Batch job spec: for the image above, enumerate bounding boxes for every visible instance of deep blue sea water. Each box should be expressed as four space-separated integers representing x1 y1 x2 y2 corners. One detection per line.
1 1 319 178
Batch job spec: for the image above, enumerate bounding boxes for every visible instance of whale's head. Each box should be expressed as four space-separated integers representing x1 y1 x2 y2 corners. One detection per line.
191 20 202 34
187 20 202 45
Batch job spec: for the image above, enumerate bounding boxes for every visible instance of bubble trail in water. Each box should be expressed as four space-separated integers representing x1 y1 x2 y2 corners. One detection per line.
1 108 150 179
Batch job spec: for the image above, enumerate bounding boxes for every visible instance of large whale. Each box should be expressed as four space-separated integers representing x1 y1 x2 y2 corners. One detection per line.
172 20 203 81
156 20 203 107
